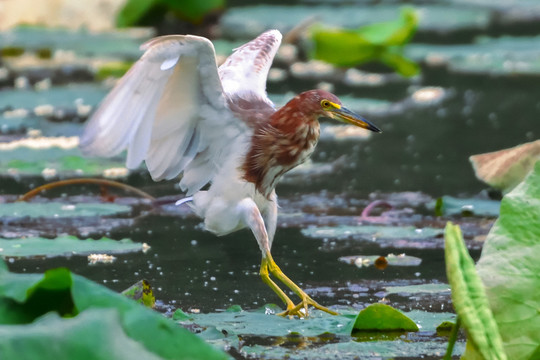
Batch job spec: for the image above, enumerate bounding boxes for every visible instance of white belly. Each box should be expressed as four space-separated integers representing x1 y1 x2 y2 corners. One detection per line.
191 146 271 236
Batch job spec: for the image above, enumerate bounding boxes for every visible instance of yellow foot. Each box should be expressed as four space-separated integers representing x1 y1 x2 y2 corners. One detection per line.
277 296 339 317
260 252 339 318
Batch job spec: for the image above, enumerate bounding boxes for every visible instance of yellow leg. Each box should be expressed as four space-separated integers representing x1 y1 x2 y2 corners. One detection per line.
260 257 296 312
240 196 337 317
261 251 339 317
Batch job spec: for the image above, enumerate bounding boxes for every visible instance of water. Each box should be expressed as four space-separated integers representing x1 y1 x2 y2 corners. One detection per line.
1 4 539 358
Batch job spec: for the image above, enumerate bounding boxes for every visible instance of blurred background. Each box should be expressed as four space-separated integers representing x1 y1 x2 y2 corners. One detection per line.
1 0 539 277
0 0 538 198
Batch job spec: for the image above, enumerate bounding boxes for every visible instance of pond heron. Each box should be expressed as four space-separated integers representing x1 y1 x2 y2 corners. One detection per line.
80 30 381 317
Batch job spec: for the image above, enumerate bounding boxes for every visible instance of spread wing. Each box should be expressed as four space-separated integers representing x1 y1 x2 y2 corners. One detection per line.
80 30 282 195
80 34 241 194
219 29 282 107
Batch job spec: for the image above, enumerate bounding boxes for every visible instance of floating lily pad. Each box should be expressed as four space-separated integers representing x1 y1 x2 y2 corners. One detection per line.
190 308 351 338
172 309 192 321
434 196 500 217
447 36 540 76
302 225 443 240
0 142 128 178
0 84 106 112
0 202 131 218
0 236 145 258
0 113 40 133
187 306 450 337
385 283 450 295
407 36 540 76
0 27 148 58
351 303 418 333
239 337 463 359
185 307 458 358
339 254 422 268
220 5 490 39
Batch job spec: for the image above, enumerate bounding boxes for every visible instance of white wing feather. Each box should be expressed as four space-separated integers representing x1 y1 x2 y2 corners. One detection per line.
80 30 282 195
80 35 246 195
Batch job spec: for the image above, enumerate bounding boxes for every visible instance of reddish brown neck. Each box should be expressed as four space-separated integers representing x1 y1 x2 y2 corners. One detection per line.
242 105 321 197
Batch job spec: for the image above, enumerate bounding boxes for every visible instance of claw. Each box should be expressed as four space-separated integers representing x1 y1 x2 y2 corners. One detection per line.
278 296 338 317
260 252 338 318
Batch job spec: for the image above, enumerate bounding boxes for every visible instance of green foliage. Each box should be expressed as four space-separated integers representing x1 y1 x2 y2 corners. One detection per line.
1 310 173 360
350 303 418 333
311 8 419 77
444 223 506 360
0 263 229 359
473 161 540 359
162 0 224 23
117 0 224 27
0 268 77 324
116 0 157 28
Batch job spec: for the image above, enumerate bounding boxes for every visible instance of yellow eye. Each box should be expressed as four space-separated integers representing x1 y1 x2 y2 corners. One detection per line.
321 100 331 109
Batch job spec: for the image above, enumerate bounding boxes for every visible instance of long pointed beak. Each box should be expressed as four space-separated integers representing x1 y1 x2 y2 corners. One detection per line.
330 107 382 133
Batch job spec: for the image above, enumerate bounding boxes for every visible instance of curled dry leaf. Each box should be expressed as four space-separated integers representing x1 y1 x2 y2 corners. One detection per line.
469 140 540 193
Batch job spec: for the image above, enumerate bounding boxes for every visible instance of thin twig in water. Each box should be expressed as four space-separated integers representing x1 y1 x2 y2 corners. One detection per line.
17 178 156 202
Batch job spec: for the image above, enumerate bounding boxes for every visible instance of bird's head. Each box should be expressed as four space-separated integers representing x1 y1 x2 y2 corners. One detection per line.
301 90 381 133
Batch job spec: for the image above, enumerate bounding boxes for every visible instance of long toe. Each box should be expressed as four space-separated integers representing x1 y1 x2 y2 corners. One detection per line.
278 301 307 318
277 296 338 317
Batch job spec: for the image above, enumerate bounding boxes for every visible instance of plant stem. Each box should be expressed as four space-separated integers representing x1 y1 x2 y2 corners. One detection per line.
443 316 461 360
17 178 155 202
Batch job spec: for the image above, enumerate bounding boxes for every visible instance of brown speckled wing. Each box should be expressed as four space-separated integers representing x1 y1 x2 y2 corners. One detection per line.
219 30 282 108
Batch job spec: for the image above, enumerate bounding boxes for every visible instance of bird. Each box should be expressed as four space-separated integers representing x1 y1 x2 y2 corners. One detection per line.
80 29 381 317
